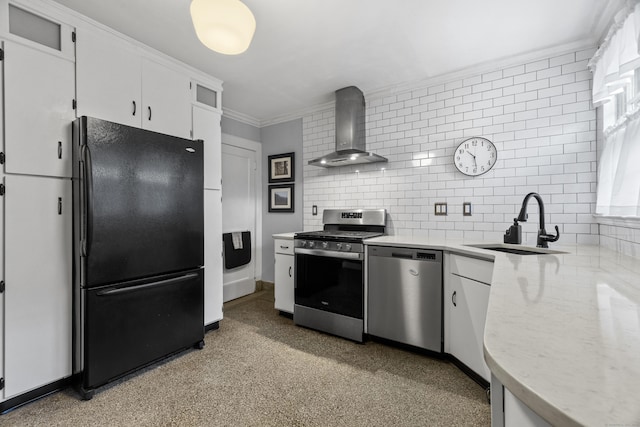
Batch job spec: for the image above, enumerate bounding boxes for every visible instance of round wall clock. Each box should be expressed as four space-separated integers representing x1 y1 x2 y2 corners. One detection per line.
453 137 497 176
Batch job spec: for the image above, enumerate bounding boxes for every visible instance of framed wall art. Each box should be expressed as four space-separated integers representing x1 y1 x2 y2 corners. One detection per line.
268 152 295 183
268 184 294 213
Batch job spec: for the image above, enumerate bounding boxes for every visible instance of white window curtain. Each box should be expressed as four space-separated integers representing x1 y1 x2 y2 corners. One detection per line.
590 1 640 216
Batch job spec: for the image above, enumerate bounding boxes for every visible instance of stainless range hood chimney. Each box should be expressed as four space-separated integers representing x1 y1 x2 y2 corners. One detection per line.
309 86 388 168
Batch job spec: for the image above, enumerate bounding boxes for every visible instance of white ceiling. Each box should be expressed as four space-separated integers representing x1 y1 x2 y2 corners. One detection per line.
51 0 617 126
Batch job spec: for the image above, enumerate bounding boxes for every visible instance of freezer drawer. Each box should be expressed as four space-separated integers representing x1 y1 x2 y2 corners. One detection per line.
80 268 204 391
367 246 443 352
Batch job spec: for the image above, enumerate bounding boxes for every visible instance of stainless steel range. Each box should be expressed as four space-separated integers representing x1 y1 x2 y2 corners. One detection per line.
294 208 386 342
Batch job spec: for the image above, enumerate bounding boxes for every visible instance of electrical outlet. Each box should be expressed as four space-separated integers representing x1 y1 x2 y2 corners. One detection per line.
312 205 318 216
434 202 448 216
463 202 472 216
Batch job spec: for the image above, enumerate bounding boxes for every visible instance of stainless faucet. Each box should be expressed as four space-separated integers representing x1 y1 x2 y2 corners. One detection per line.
516 192 560 248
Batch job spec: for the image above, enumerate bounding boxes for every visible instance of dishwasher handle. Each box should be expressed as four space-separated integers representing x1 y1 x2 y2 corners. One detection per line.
391 252 414 259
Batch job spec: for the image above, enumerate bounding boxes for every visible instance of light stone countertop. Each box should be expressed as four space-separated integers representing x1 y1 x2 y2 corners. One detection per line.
272 232 297 240
365 235 640 427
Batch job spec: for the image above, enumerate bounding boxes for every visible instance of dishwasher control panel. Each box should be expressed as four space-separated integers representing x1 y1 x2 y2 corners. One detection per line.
417 252 437 260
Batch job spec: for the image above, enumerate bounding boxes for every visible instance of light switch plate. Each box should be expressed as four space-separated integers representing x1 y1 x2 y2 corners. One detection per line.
463 202 472 216
312 205 318 216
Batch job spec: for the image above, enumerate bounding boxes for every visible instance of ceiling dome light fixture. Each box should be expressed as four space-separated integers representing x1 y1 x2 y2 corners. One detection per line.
190 0 256 55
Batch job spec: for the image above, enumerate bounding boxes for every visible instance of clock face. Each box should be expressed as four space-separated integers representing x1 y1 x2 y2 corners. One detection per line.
454 137 497 176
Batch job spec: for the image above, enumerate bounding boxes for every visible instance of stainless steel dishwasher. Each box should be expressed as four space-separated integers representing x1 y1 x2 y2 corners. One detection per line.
367 246 442 352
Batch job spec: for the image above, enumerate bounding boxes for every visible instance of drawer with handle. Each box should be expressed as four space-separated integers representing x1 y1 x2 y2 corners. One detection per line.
274 239 294 255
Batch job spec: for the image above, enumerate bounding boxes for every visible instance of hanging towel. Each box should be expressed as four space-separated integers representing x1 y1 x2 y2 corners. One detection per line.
222 231 251 269
231 232 243 250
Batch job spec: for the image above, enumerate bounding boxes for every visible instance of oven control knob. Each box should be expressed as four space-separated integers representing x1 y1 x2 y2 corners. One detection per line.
336 243 343 250
308 241 315 248
345 244 352 251
322 242 329 249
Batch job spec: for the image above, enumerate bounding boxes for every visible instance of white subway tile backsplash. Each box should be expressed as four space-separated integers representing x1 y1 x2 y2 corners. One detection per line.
302 49 598 242
483 88 504 100
537 66 562 79
550 73 576 87
563 80 590 94
562 60 589 74
526 79 550 91
515 91 538 103
514 72 537 85
526 59 550 73
550 53 575 67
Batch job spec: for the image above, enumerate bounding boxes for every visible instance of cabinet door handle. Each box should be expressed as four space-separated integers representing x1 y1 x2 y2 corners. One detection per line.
58 197 62 215
280 245 289 249
132 100 136 116
58 141 62 159
288 266 292 278
452 291 457 307
148 106 152 121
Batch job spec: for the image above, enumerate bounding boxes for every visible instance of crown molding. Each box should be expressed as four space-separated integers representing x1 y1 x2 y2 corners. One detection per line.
366 39 597 102
259 101 334 127
222 108 261 128
250 39 598 126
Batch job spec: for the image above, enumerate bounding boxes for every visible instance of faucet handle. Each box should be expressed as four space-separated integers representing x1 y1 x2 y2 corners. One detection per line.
547 225 560 242
537 225 560 248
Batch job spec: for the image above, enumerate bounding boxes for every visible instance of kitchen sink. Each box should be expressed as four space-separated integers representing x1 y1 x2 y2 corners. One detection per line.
464 243 567 255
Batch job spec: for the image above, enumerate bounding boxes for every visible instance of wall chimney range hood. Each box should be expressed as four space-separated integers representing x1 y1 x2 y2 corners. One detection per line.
309 86 388 168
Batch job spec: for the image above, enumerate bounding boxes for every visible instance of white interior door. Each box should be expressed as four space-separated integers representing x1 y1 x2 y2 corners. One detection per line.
222 143 257 302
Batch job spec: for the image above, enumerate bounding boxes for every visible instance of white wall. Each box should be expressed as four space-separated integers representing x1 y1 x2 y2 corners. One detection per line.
303 48 599 247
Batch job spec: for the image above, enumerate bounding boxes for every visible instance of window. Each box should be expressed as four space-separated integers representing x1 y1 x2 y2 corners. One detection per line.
196 84 217 109
591 4 640 217
9 5 61 51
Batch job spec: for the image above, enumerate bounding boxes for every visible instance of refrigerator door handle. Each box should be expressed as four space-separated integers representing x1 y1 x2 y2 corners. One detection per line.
96 272 199 296
82 144 94 257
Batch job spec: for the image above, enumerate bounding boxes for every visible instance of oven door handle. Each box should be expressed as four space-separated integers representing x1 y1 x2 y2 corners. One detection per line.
295 248 363 261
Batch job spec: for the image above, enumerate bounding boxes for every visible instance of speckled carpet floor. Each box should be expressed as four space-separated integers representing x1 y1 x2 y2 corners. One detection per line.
2 289 490 426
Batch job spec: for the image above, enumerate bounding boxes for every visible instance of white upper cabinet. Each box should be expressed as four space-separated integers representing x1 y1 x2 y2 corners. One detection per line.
142 58 192 139
76 26 142 128
76 26 192 139
3 40 75 178
192 105 222 190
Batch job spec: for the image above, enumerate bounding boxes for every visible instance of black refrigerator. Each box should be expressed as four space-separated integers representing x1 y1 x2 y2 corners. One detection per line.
72 116 205 399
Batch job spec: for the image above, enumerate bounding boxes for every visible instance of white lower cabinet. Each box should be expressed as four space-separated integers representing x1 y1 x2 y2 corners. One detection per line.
504 389 551 427
491 374 551 427
274 239 294 314
0 175 4 394
204 189 223 325
444 253 493 382
2 174 72 399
